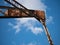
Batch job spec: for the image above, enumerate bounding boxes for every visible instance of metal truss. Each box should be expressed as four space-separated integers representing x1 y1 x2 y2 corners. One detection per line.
0 0 53 45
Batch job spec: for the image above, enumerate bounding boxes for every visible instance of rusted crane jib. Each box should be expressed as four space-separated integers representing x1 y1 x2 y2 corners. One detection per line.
5 9 45 22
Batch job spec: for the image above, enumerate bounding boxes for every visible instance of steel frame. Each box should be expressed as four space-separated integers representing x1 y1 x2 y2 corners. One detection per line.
0 0 53 45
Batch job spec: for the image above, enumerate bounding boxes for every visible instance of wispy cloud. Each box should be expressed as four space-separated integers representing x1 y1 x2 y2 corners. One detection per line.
30 27 43 35
21 43 36 45
28 42 36 45
8 16 54 35
15 18 43 35
8 22 14 26
46 16 53 24
20 41 40 45
8 18 43 35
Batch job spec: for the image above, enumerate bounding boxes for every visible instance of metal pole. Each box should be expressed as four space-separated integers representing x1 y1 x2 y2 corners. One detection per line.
40 20 53 45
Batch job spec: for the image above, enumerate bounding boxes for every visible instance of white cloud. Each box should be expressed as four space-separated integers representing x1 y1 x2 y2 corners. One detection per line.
28 42 36 45
13 25 20 33
8 22 21 33
30 27 43 35
8 16 53 34
15 17 36 24
16 0 47 11
20 41 40 45
8 18 43 35
8 22 14 26
46 16 53 24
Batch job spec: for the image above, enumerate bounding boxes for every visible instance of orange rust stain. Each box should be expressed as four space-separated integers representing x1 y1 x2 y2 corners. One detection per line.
5 9 45 21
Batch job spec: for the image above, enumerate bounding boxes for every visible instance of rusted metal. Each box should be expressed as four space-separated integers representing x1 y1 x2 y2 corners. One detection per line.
40 20 53 45
0 0 53 45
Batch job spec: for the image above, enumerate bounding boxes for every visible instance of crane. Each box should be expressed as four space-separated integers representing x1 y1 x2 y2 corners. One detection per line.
0 0 53 45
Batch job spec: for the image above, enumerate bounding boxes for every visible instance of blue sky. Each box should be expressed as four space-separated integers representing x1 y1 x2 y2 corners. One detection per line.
0 0 60 45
